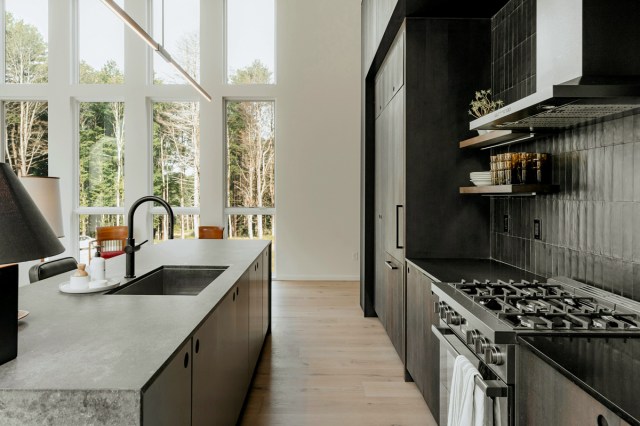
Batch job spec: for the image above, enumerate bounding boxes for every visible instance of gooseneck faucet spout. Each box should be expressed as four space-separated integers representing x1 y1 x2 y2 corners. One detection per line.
124 196 174 278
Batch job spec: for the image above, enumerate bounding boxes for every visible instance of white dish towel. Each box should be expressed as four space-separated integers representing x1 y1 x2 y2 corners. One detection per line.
447 355 485 426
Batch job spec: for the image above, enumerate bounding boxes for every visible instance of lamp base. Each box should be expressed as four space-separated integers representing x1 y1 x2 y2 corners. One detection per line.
0 264 18 365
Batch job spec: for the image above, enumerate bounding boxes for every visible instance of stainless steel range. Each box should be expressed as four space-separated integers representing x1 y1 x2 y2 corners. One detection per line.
430 276 640 426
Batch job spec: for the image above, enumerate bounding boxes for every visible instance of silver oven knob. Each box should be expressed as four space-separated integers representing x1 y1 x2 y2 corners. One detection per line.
446 311 461 326
484 346 505 366
440 306 452 320
475 337 490 355
466 329 480 345
434 301 445 314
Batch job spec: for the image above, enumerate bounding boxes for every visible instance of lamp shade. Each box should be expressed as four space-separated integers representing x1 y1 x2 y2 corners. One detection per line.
0 163 64 264
19 176 64 238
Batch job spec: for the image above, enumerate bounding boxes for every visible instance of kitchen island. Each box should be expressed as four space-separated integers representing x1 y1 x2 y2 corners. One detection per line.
0 239 271 426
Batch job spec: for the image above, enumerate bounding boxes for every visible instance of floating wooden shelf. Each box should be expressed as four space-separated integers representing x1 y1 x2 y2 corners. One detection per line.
459 130 546 150
459 184 559 196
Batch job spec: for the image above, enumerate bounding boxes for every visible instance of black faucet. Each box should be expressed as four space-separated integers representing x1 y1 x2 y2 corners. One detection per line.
124 196 174 278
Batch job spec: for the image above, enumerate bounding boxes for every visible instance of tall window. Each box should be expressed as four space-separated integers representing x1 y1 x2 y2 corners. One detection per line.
152 0 200 84
226 0 275 84
78 0 124 84
77 102 125 263
225 100 275 244
3 101 48 176
152 101 200 241
4 0 48 84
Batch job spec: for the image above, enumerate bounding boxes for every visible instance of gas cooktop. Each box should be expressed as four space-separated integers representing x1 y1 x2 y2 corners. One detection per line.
448 277 640 332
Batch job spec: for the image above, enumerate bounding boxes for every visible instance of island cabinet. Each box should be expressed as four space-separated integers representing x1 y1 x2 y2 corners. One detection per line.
142 247 270 426
142 339 192 425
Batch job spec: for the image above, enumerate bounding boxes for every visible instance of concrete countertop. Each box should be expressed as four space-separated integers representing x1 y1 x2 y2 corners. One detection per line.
0 239 269 392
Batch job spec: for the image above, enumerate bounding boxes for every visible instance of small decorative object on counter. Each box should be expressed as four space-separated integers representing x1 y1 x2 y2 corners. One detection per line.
70 264 90 290
90 246 106 281
490 152 551 185
468 89 505 134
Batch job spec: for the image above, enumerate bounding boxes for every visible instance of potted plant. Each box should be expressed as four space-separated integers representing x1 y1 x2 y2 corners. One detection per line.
469 89 504 135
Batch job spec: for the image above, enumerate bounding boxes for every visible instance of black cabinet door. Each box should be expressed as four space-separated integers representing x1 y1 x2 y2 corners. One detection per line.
142 340 192 426
249 258 263 374
384 253 404 361
192 310 222 426
235 271 250 399
406 263 425 392
262 247 270 338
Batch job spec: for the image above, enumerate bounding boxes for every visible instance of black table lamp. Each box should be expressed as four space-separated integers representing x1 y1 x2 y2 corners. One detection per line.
0 163 64 365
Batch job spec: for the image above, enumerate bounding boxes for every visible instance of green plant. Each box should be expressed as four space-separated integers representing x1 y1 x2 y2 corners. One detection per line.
469 89 504 119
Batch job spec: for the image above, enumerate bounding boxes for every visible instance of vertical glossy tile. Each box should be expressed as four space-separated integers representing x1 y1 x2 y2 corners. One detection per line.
613 144 624 201
623 142 634 202
586 201 595 253
595 121 605 148
622 262 634 299
593 255 604 289
577 251 586 282
586 149 595 201
594 147 604 201
624 115 635 144
603 146 613 202
594 201 603 255
610 202 623 259
570 250 579 280
603 202 611 257
634 143 640 202
633 203 640 262
622 202 633 262
585 253 595 285
578 201 587 252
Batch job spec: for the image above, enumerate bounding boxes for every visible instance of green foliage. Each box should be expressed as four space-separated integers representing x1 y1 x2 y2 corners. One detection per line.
4 12 47 84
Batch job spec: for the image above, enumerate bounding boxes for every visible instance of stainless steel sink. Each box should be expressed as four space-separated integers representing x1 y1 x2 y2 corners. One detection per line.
107 266 228 296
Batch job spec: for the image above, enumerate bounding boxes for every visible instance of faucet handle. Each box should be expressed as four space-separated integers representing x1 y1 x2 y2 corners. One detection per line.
136 240 149 250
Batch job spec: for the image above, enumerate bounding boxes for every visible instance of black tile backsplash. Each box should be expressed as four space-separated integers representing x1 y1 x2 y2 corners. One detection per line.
490 111 640 301
491 0 536 106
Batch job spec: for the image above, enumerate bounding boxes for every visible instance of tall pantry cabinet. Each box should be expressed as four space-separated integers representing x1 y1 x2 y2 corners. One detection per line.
368 16 492 416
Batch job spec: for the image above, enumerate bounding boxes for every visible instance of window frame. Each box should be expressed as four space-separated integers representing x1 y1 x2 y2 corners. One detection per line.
223 97 276 242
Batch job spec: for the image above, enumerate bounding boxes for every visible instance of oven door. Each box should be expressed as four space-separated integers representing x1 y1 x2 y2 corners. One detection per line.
432 325 511 426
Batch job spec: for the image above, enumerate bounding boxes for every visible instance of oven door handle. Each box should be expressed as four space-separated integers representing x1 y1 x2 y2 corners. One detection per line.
431 325 508 399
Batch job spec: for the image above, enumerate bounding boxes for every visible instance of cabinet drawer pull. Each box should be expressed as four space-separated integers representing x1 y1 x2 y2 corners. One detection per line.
385 261 398 270
195 339 200 354
233 293 236 302
183 352 189 369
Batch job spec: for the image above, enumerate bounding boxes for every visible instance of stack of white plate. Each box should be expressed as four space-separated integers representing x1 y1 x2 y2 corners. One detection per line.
470 171 492 186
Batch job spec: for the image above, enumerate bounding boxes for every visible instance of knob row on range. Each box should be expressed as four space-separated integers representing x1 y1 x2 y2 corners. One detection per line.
435 302 504 366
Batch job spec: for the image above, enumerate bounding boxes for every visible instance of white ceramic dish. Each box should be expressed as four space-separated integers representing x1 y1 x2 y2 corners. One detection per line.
59 278 120 294
18 310 29 320
471 180 492 187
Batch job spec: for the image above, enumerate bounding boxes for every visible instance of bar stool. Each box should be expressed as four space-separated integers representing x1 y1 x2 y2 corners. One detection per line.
198 226 224 239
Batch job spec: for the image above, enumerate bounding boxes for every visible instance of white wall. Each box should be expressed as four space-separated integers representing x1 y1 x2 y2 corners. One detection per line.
275 0 362 280
7 0 361 284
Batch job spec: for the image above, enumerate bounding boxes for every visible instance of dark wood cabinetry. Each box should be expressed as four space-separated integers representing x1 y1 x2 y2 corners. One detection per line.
144 247 270 426
405 262 440 421
142 340 192 426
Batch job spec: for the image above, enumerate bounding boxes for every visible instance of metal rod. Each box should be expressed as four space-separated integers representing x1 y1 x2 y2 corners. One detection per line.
99 0 212 102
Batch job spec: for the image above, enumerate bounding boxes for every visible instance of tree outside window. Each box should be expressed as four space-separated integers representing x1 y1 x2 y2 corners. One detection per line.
153 102 200 241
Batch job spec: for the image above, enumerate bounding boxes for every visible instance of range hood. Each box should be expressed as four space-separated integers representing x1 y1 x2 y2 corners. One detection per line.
471 0 640 132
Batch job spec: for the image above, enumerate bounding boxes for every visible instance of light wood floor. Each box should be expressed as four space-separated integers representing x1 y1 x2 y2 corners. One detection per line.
239 281 437 426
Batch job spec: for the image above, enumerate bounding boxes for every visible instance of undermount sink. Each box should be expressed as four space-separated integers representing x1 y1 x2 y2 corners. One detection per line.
108 266 228 296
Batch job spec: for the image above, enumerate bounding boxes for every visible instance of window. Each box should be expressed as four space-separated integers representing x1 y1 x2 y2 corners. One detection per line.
226 0 275 84
153 101 200 241
153 213 199 242
152 0 200 84
225 100 275 244
3 101 48 176
4 0 48 83
78 0 124 84
77 101 125 262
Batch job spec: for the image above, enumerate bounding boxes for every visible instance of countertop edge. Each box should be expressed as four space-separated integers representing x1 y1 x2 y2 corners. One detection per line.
517 336 640 426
